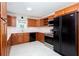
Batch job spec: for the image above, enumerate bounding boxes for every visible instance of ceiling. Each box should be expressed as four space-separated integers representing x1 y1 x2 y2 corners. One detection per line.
7 2 75 18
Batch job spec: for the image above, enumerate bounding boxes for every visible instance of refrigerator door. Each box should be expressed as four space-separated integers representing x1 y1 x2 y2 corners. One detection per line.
61 12 77 56
53 17 61 53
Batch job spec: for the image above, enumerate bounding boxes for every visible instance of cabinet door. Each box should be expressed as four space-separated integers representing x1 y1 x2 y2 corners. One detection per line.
11 33 22 45
0 2 7 19
61 12 77 56
43 19 48 26
28 19 37 27
7 15 16 26
36 20 40 27
0 19 7 56
17 33 23 43
11 33 29 45
36 32 44 42
23 33 29 43
11 34 18 45
40 19 44 26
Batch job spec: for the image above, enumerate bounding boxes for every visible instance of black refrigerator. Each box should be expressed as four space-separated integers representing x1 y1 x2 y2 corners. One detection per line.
53 12 78 56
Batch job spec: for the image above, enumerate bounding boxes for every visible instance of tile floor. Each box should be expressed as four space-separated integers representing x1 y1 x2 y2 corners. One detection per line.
10 41 61 56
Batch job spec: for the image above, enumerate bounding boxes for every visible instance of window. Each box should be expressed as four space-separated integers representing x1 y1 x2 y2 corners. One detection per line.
16 16 27 29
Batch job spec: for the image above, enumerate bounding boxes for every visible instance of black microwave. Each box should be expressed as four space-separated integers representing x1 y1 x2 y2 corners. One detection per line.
48 20 54 26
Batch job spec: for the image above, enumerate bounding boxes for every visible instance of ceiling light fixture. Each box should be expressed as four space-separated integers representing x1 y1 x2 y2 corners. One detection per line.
26 7 32 11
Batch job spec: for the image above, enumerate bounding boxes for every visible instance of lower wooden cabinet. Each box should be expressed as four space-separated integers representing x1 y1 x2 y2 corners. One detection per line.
11 33 29 45
36 32 44 42
23 33 29 43
11 32 44 45
11 33 18 45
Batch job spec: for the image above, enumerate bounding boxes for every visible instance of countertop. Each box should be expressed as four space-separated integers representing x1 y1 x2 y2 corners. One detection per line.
44 33 54 38
7 27 53 40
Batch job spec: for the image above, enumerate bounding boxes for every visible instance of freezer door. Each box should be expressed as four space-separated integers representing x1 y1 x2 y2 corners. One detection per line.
61 12 77 56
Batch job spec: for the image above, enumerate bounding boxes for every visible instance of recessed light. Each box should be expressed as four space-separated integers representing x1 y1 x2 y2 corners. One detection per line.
26 7 32 11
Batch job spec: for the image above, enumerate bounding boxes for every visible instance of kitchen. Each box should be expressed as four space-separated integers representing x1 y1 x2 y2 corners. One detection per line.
0 2 79 56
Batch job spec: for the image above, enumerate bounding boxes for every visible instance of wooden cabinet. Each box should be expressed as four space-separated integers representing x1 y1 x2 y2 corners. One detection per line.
10 32 44 45
43 18 48 26
47 3 79 20
7 15 16 26
63 3 79 14
36 20 44 27
28 18 48 27
54 3 79 17
23 33 29 43
11 33 29 45
48 15 55 20
11 33 18 45
36 20 41 26
55 9 64 17
0 2 7 19
38 18 48 26
36 32 44 42
28 19 37 27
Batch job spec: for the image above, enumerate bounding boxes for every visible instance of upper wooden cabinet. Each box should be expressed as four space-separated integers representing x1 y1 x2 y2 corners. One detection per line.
0 2 7 19
28 18 48 27
7 15 16 27
47 3 79 19
28 19 37 27
55 9 64 17
43 18 48 26
36 19 44 27
48 15 55 21
54 3 79 17
63 3 79 14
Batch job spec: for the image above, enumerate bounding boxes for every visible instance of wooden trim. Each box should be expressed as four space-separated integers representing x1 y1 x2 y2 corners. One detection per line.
77 12 79 56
